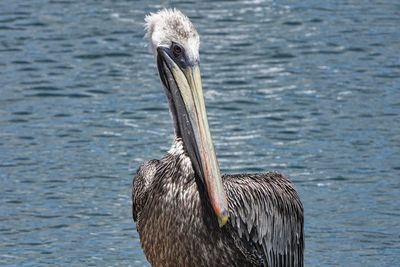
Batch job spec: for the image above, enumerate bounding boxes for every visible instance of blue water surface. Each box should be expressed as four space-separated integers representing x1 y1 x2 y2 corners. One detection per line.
1 0 399 266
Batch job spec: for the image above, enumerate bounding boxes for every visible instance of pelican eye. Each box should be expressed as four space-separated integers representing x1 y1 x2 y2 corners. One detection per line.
172 43 184 57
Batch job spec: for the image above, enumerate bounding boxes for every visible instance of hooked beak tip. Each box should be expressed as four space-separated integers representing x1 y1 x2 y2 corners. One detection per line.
217 209 229 227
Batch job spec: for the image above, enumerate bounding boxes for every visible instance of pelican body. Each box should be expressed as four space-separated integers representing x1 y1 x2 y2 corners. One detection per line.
132 9 304 267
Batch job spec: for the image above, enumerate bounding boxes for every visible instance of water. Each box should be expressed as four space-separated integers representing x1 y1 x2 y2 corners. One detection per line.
1 0 399 266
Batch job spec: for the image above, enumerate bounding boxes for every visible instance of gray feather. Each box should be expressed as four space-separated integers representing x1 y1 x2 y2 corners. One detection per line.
224 173 304 267
132 142 304 267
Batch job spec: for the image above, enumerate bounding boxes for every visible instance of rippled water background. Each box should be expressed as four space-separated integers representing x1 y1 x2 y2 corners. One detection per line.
1 0 399 266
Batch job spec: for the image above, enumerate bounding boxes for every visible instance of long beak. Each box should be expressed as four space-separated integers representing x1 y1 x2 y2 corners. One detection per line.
157 47 229 227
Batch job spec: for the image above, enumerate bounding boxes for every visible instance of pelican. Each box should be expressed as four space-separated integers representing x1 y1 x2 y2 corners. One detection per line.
132 9 304 267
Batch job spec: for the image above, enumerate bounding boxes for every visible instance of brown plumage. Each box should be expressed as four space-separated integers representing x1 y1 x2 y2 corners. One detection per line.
132 9 304 267
133 140 303 267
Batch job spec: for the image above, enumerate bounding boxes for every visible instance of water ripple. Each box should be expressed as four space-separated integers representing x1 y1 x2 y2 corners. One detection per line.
1 0 399 266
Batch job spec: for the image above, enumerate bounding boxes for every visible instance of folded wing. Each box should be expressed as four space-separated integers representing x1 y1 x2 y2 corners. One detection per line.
224 172 304 267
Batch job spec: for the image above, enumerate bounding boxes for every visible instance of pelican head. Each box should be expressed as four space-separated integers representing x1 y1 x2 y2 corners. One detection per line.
145 9 229 227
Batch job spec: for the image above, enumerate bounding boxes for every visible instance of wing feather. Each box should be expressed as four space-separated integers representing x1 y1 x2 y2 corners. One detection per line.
132 160 159 222
224 172 304 267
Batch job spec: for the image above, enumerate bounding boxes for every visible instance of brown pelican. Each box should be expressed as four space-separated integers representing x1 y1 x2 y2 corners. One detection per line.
132 9 304 267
